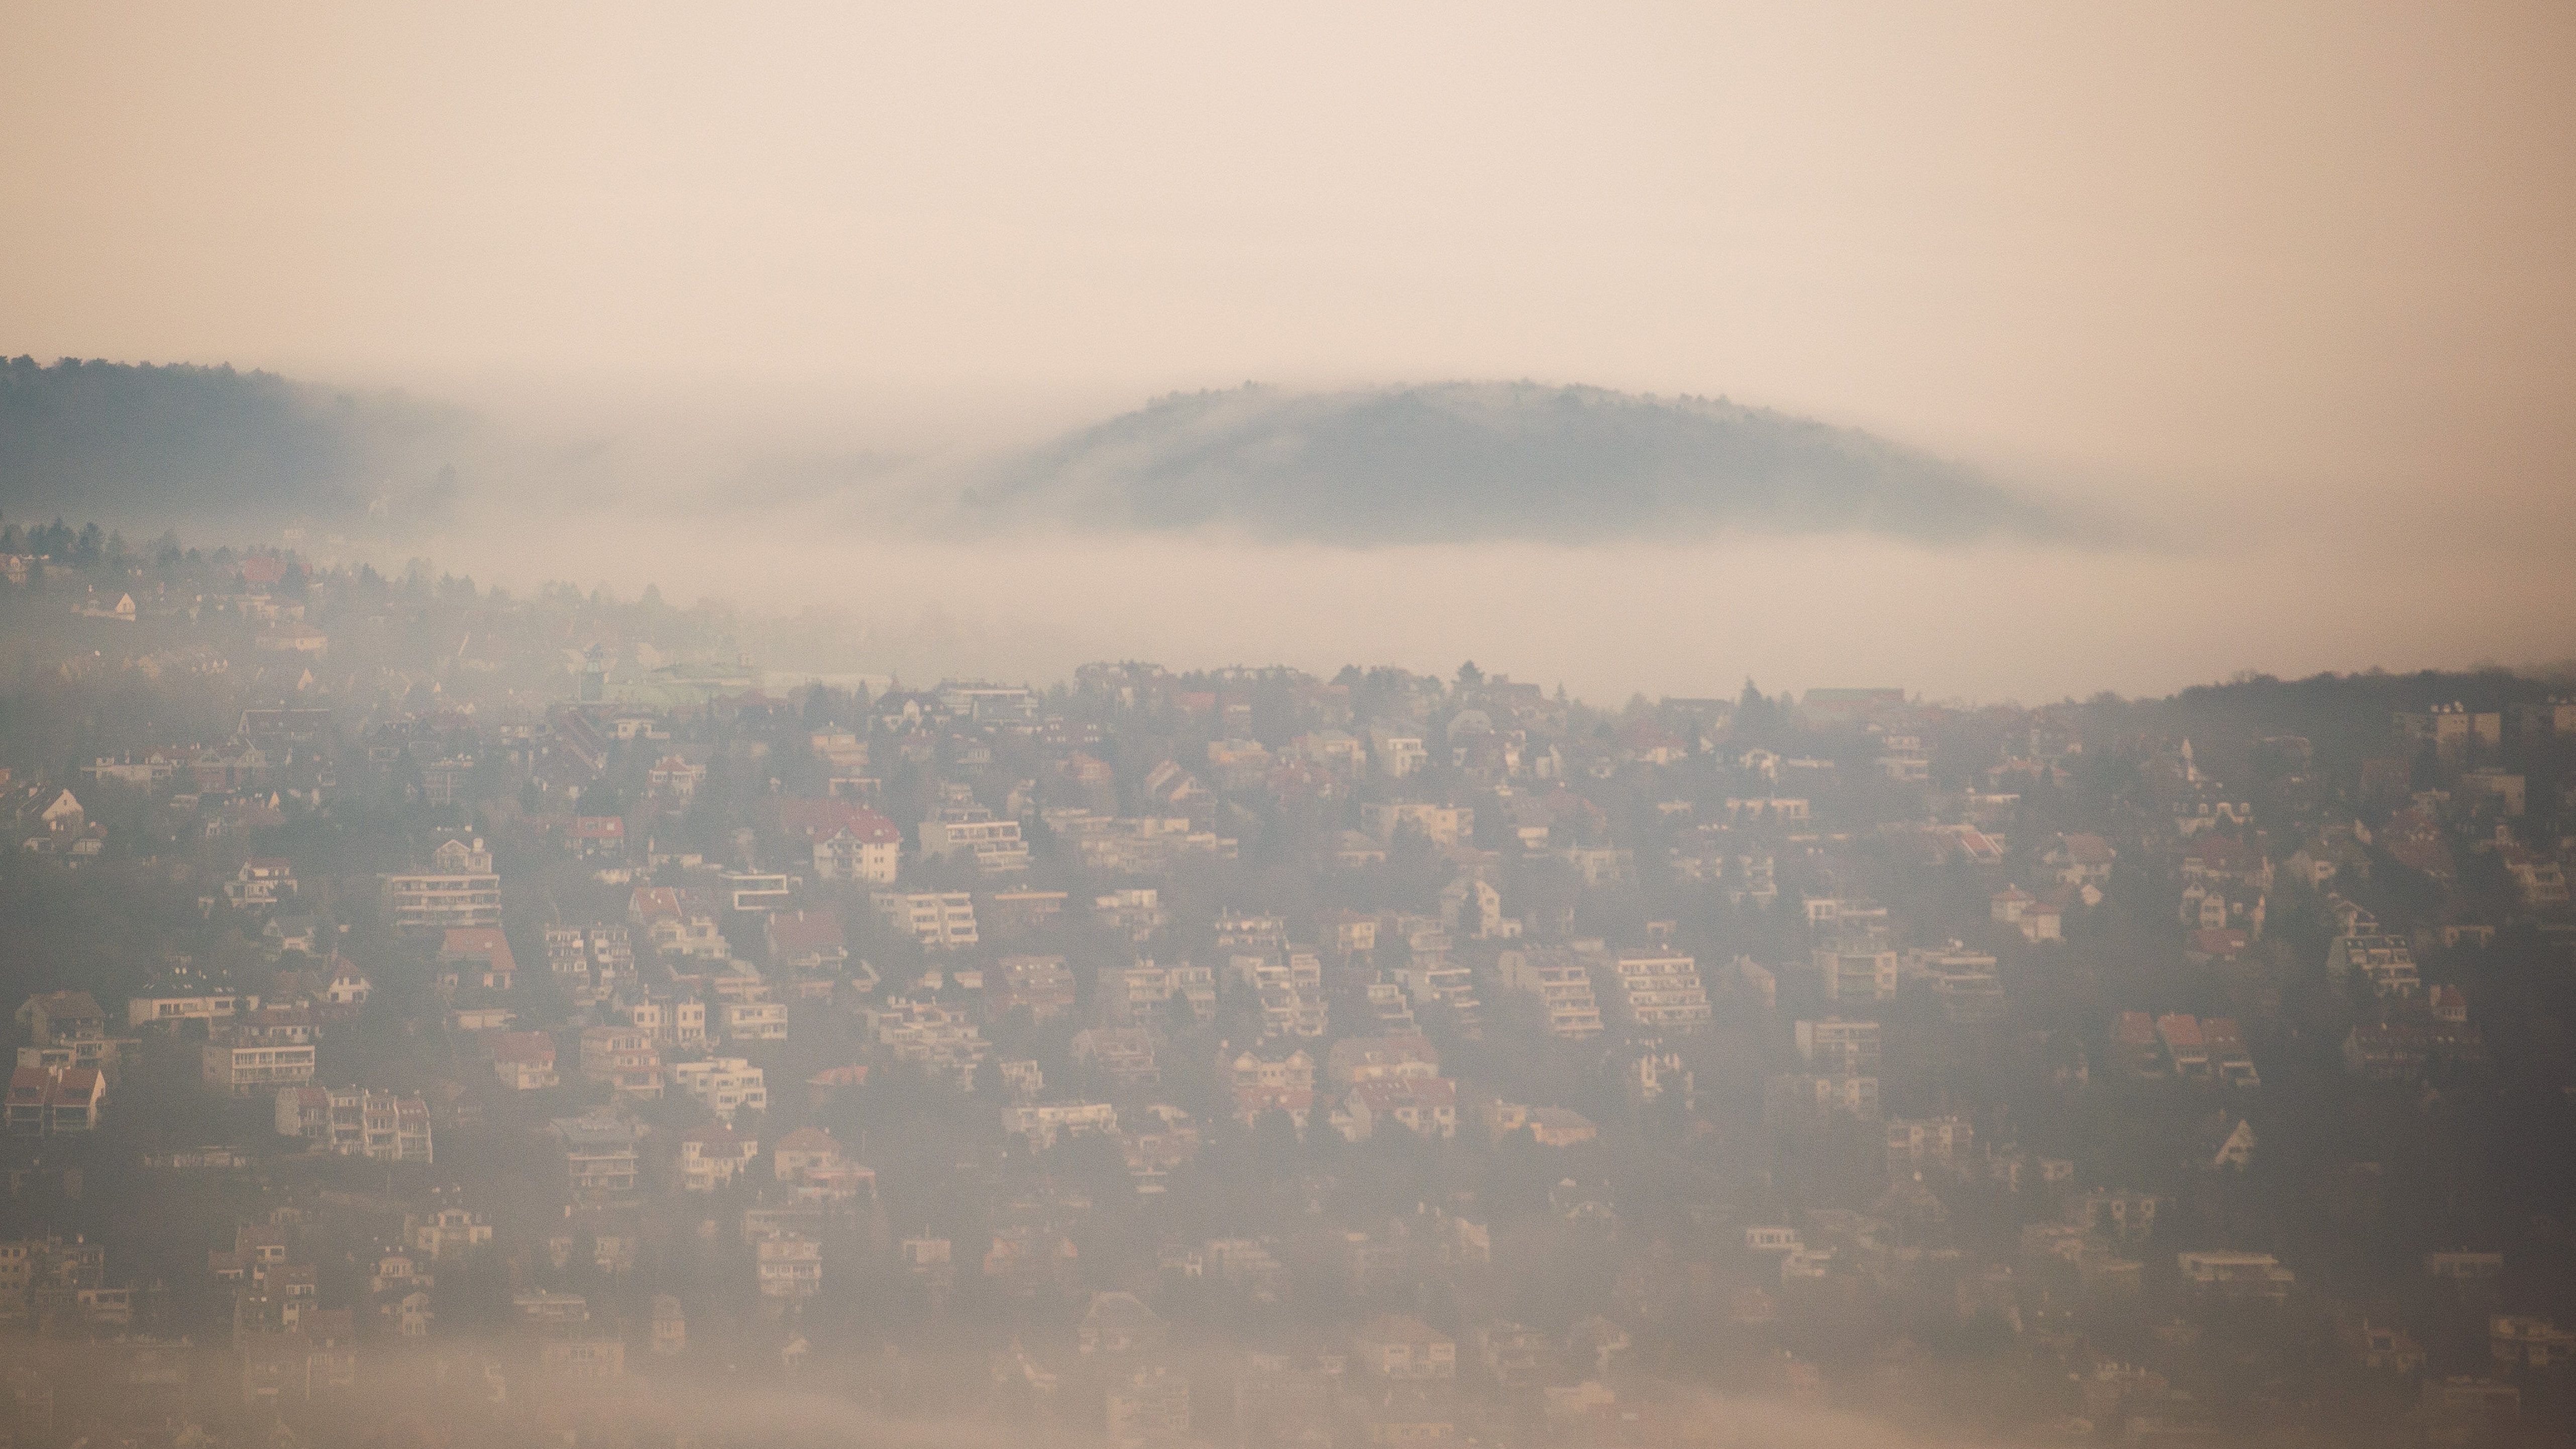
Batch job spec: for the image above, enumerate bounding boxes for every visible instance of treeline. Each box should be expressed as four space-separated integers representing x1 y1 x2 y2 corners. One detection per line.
0 355 463 522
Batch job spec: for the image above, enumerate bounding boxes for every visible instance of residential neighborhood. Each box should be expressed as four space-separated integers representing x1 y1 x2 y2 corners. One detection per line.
0 542 2573 1447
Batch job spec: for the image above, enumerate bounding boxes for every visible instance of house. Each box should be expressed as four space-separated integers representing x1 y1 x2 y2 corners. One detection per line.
671 1057 767 1124
2210 1117 2259 1169
1340 1076 1458 1141
436 927 518 993
679 1125 760 1191
410 1206 494 1258
1354 1315 1456 1379
2046 833 2116 888
806 812 903 884
578 1025 664 1098
18 991 112 1069
224 857 299 910
488 1031 558 1090
6 1063 102 1135
564 815 628 861
766 909 848 974
1990 886 2063 943
773 1125 842 1181
1079 1290 1166 1354
1483 1100 1597 1147
993 954 1079 1021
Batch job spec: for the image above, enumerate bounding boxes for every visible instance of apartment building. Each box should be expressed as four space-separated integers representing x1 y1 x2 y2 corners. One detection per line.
671 1057 768 1124
379 838 501 932
1794 1017 1883 1075
1497 948 1604 1039
1603 950 1711 1032
873 890 980 950
274 1085 434 1163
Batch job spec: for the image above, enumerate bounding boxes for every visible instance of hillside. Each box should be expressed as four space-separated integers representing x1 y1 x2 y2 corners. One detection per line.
963 381 2091 546
0 357 465 525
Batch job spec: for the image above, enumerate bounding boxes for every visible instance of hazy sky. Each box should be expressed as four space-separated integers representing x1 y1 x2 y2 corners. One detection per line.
8 3 2575 696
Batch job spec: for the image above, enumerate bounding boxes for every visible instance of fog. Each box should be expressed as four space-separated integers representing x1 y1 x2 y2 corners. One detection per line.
12 2 2574 697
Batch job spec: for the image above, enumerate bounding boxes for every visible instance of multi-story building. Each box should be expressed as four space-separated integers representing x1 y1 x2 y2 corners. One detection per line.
1002 1100 1119 1150
201 1015 316 1095
551 1108 643 1200
5 1063 103 1135
872 890 980 950
865 997 991 1085
1884 1115 1975 1174
1812 943 1899 1003
408 1206 494 1258
18 991 115 1072
1498 948 1604 1039
379 838 501 932
755 1232 822 1300
1795 1018 1883 1075
811 808 904 884
917 805 1030 874
275 1085 434 1162
127 981 241 1028
2176 1251 2295 1301
578 1025 664 1098
994 955 1079 1021
1341 1077 1458 1141
2327 933 2422 998
489 1031 559 1090
671 1057 768 1124
1094 958 1217 1028
1360 800 1473 845
1603 950 1711 1031
1764 1072 1881 1123
679 1125 760 1192
721 998 790 1045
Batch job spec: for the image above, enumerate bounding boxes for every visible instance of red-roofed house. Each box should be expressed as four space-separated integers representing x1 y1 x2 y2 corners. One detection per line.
565 816 628 862
490 1031 559 1090
437 928 517 992
766 910 848 974
777 799 902 883
6 1064 102 1135
2047 834 2117 888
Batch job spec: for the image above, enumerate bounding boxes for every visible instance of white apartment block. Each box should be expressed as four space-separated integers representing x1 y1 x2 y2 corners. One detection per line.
873 891 980 950
379 838 501 931
1605 951 1711 1031
672 1057 769 1123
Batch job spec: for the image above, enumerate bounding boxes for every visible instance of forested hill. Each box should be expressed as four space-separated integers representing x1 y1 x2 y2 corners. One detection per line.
965 382 2095 546
0 357 465 524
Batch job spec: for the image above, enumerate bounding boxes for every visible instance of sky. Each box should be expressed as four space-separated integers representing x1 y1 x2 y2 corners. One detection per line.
7 3 2575 699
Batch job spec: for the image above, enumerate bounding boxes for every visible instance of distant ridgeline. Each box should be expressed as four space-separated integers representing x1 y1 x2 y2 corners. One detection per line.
966 382 2093 546
0 357 466 525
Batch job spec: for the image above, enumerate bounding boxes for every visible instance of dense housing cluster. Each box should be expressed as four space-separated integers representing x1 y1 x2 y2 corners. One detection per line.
2 539 2575 1446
